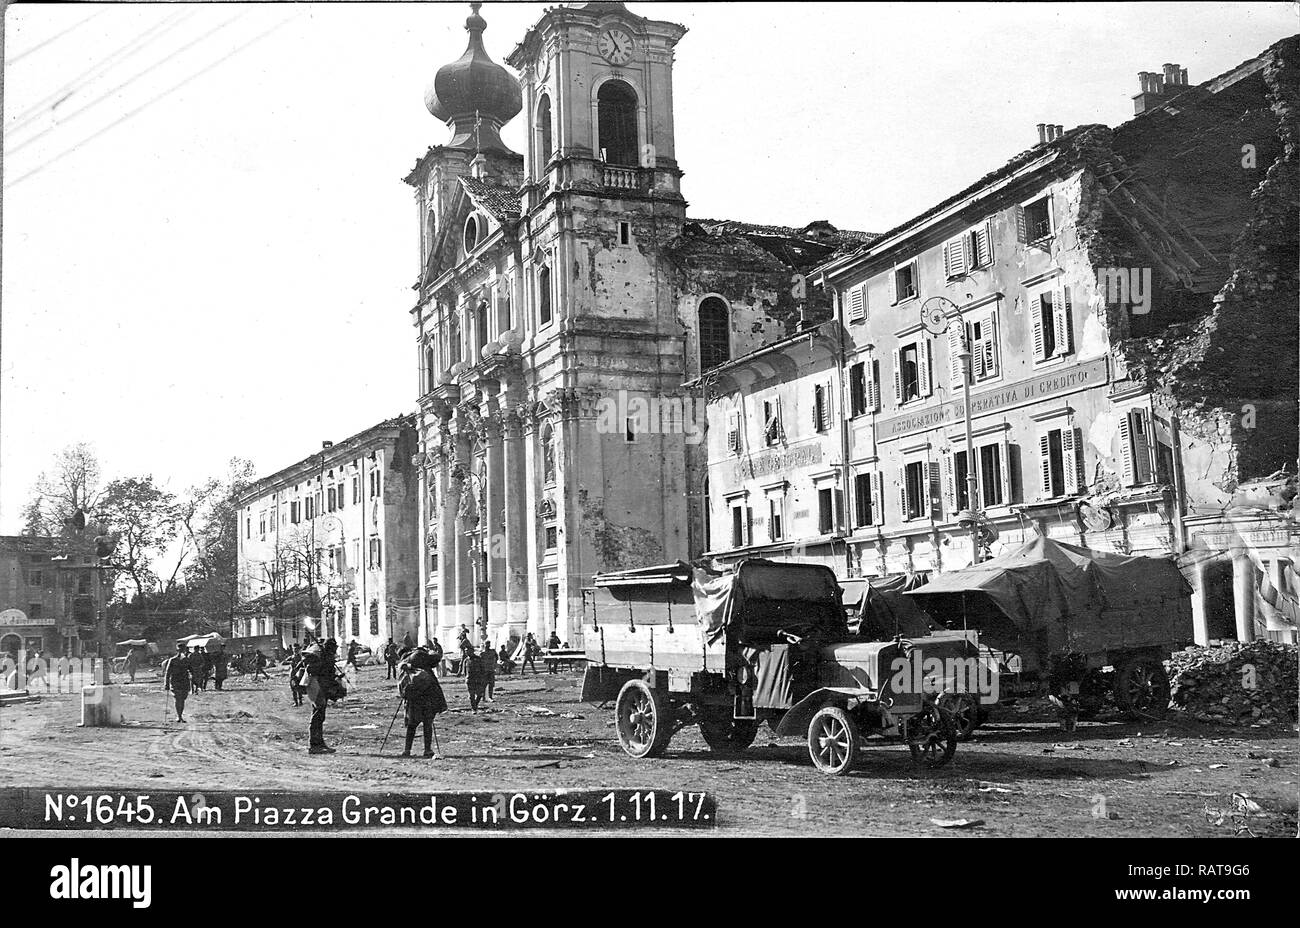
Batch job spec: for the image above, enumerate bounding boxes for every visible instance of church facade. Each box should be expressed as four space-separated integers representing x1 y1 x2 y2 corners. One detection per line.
406 2 867 650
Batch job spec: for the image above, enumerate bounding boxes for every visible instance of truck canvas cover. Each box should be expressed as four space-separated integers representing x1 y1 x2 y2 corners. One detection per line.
692 558 847 644
903 535 1193 653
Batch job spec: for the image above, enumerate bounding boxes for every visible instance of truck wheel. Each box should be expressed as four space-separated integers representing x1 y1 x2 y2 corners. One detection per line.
807 706 860 776
1113 660 1170 719
937 693 980 741
907 702 957 769
615 679 673 758
697 707 758 754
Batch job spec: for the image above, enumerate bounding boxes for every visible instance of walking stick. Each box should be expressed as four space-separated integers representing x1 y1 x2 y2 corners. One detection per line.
379 697 405 754
431 718 441 755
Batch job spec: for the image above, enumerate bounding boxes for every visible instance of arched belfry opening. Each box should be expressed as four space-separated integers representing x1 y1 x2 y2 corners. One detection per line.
537 94 554 167
597 79 639 167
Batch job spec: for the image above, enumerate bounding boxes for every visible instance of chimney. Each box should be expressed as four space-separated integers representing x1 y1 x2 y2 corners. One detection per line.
322 441 334 450
1036 123 1048 145
1053 125 1064 140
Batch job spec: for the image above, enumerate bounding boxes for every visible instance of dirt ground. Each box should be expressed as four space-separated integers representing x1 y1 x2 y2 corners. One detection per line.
1 662 1296 836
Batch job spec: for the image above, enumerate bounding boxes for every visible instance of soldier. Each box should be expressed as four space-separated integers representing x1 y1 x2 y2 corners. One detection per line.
546 631 563 674
163 644 192 723
303 638 343 754
479 639 497 702
124 646 139 684
383 638 399 679
252 649 270 682
397 646 447 758
465 647 487 712
288 643 305 706
212 647 228 691
521 633 540 675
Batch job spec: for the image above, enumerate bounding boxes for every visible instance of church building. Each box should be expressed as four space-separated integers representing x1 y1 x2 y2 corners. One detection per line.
406 2 868 649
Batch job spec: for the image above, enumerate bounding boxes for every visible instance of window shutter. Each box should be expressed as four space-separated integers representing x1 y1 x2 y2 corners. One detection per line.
948 322 965 386
891 348 902 404
928 461 943 521
773 396 784 443
1072 427 1087 493
1014 205 1028 244
918 338 933 397
872 472 884 526
1000 436 1013 504
848 284 867 324
745 506 753 546
1133 410 1154 484
1053 285 1073 356
1039 433 1053 497
1032 295 1047 360
972 327 986 380
982 311 999 376
727 412 741 454
868 360 881 412
899 467 910 522
889 267 898 304
975 221 993 267
824 380 834 426
812 385 821 431
945 237 966 278
1119 413 1136 486
1062 428 1079 494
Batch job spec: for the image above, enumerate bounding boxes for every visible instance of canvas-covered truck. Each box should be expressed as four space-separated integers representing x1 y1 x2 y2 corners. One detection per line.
580 558 958 775
904 535 1194 725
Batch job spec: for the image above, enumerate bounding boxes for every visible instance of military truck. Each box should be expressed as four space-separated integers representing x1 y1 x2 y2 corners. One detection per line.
580 559 958 775
905 536 1194 724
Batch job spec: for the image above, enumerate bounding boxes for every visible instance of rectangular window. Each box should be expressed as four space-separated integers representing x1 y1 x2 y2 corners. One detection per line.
726 412 742 455
893 261 918 302
979 443 1004 507
853 472 872 527
1119 410 1155 486
259 511 267 537
894 340 930 404
336 482 345 509
327 487 337 512
849 362 867 417
369 601 380 636
1039 427 1084 498
952 450 971 513
28 570 43 587
1032 290 1074 361
812 383 830 433
1017 195 1053 244
846 283 867 324
731 503 752 548
369 470 381 499
429 552 439 573
763 399 782 447
368 536 382 569
28 603 42 621
246 515 251 539
624 416 637 443
352 475 360 504
817 487 842 535
618 221 631 246
767 495 784 542
544 525 558 550
902 461 926 521
351 604 361 637
967 312 1000 381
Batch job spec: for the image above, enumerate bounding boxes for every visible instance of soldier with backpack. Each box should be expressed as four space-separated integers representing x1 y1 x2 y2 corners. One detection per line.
397 646 447 758
303 638 346 755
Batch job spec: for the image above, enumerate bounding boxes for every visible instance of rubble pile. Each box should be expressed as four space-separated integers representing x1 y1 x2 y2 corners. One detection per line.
1168 641 1298 725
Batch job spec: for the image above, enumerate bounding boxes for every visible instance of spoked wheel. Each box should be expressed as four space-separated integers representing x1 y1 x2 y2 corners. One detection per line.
807 706 860 776
937 693 980 741
1112 660 1171 719
697 707 759 754
906 701 957 769
614 679 673 758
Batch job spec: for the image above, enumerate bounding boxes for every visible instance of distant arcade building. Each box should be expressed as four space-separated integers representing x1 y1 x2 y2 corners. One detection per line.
0 534 108 658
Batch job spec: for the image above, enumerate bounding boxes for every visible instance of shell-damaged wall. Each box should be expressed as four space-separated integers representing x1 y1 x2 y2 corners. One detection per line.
1077 41 1299 506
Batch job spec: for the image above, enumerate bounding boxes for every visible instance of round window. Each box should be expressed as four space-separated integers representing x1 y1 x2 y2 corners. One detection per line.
464 214 479 253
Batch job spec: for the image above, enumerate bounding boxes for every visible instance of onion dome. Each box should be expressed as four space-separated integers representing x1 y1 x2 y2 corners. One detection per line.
425 3 522 153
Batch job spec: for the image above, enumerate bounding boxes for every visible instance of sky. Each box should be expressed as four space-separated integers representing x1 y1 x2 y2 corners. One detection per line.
2 0 1297 533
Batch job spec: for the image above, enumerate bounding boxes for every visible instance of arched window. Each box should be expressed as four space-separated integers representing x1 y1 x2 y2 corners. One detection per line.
538 266 552 325
498 294 512 333
699 297 731 371
542 424 556 485
597 80 639 167
537 94 553 168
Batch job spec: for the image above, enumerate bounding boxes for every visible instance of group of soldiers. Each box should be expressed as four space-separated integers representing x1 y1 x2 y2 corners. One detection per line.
161 644 266 723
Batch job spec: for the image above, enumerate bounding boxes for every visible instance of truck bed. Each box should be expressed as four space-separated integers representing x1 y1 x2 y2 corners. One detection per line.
582 622 725 673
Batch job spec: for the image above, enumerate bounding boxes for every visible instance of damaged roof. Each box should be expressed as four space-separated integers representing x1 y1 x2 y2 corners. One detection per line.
461 175 522 222
683 218 879 273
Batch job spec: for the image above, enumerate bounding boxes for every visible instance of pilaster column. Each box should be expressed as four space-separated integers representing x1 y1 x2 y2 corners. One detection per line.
1188 556 1210 646
450 426 475 640
437 437 460 648
503 407 528 638
1232 546 1257 642
483 408 508 640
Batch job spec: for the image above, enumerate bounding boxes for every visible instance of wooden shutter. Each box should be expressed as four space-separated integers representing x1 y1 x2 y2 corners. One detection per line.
928 461 943 521
848 284 867 324
727 412 741 454
1040 433 1054 497
773 396 783 443
919 338 933 397
899 467 910 522
948 322 965 386
972 323 987 380
1053 285 1073 356
944 238 966 279
871 472 884 526
866 360 880 412
1032 295 1047 360
891 348 902 404
1119 413 1135 486
745 507 753 546
1014 205 1028 244
975 221 993 267
1071 426 1087 492
1062 428 1079 494
812 384 822 431
889 267 899 304
982 310 999 377
1132 410 1154 484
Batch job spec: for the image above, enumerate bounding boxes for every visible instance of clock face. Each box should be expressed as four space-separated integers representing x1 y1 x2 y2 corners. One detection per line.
597 27 634 65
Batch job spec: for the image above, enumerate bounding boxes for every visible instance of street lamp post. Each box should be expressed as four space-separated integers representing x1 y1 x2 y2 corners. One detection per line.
958 342 982 566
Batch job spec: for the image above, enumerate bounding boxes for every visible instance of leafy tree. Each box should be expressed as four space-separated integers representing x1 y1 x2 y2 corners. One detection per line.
183 458 256 633
96 475 182 616
22 443 105 536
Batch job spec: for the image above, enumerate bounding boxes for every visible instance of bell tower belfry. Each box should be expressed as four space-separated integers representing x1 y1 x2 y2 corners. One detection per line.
507 1 687 215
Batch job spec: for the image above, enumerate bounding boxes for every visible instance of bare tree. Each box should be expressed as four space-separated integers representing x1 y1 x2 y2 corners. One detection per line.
23 443 106 536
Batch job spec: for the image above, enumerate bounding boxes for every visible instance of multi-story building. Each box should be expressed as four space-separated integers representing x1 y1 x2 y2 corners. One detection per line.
234 416 420 651
703 41 1298 646
407 2 867 649
1 533 108 657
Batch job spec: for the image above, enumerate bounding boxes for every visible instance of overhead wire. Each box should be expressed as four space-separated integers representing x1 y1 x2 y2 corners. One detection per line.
7 9 196 136
6 8 107 66
7 13 248 158
4 15 294 191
